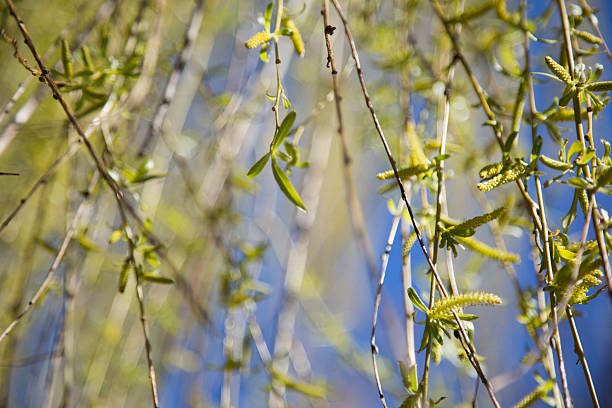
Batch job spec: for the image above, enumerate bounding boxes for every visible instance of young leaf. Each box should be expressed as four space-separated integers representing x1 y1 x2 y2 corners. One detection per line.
264 2 273 32
407 288 429 313
142 273 174 285
398 361 418 393
271 158 306 210
118 262 129 293
271 111 296 151
109 229 123 244
247 152 271 178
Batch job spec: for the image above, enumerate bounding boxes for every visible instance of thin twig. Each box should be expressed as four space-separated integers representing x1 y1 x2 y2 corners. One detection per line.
370 200 403 408
0 172 98 344
557 0 612 304
0 0 118 156
137 0 205 156
329 2 501 406
566 307 599 408
580 0 612 65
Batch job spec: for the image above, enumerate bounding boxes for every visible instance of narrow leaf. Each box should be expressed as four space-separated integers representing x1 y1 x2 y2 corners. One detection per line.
142 273 174 285
271 158 306 210
407 288 429 313
271 111 296 151
247 152 271 178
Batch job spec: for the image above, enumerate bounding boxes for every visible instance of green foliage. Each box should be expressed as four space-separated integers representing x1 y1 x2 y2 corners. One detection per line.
2 0 611 407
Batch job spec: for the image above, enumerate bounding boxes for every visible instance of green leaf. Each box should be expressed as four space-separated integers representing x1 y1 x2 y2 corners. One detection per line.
559 85 577 107
504 131 518 153
264 2 273 32
555 247 576 262
398 360 418 393
576 148 596 165
271 111 296 151
259 43 269 63
566 141 583 163
271 158 306 210
457 313 478 321
562 190 579 232
118 262 129 293
566 177 591 189
109 229 123 244
399 394 420 408
407 288 429 313
247 152 271 178
142 273 174 285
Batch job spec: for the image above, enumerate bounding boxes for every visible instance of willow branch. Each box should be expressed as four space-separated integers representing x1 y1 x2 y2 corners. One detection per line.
0 173 98 344
329 1 500 406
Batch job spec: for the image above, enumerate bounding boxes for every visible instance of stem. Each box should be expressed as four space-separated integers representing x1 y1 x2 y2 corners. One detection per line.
370 202 404 408
329 2 500 406
271 0 284 130
566 308 599 408
557 0 612 304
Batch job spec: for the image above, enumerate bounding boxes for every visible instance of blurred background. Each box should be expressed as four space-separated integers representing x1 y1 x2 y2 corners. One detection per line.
0 0 611 407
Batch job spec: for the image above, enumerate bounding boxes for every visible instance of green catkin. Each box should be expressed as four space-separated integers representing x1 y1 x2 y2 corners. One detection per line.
539 155 572 170
477 165 527 191
512 384 551 408
450 207 506 233
479 162 503 179
545 56 573 84
456 236 520 262
402 232 418 260
428 291 501 320
573 29 603 44
244 31 273 49
407 122 428 166
377 163 429 180
432 341 442 365
283 18 304 56
585 81 612 92
578 189 589 214
61 39 73 78
81 46 94 71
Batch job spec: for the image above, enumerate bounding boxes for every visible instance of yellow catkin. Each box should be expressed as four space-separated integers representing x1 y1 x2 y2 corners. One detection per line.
512 384 551 408
244 31 273 49
545 56 573 84
428 291 501 320
457 236 520 262
479 162 503 179
451 207 506 233
570 270 603 304
573 29 603 44
477 165 526 191
376 163 428 180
